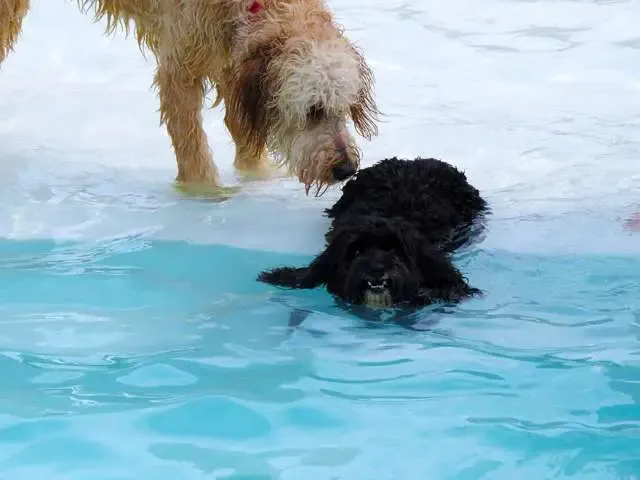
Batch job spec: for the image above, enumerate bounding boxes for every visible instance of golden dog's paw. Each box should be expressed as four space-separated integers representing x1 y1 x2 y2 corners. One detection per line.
235 163 290 183
173 181 241 202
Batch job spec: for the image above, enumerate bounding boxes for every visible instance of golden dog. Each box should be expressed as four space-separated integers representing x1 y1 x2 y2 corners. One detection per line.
0 0 378 195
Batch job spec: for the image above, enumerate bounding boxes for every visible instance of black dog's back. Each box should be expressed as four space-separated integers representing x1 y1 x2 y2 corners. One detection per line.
326 157 487 249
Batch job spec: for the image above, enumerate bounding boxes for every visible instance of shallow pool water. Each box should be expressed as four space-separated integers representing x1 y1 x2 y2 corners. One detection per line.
1 0 640 478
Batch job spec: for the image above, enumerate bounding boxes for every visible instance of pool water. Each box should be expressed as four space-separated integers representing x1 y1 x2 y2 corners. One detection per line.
0 238 639 478
1 0 640 478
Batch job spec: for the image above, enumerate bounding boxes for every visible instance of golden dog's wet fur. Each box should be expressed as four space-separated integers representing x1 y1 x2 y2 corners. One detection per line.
0 0 378 193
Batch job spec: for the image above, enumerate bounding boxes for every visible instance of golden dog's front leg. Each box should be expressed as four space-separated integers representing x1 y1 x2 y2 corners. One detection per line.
223 104 278 182
154 64 226 196
225 113 293 184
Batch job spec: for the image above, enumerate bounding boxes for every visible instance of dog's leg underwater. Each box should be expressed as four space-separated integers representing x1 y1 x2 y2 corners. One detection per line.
0 0 29 65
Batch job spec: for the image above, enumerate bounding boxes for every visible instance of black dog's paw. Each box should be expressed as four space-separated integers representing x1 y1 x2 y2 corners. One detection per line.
257 267 310 289
257 268 294 286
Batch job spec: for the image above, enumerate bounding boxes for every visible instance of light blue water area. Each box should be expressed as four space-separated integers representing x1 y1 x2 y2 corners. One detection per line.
2 0 640 478
0 237 639 479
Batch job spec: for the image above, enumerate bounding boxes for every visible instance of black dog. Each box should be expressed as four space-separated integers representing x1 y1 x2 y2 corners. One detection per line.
258 157 488 310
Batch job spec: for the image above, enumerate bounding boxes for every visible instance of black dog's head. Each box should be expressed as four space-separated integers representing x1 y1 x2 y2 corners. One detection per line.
258 215 480 308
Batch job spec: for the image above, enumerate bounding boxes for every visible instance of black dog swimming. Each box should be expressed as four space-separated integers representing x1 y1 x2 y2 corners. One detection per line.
258 157 488 312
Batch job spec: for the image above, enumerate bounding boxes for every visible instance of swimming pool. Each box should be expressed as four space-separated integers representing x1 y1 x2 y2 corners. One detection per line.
1 0 640 478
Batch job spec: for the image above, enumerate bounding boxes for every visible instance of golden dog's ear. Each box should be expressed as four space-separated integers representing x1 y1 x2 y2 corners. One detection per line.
226 48 275 155
349 50 379 140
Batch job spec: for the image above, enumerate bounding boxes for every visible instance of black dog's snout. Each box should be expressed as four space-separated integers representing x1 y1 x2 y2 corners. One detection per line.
364 268 389 287
332 162 357 181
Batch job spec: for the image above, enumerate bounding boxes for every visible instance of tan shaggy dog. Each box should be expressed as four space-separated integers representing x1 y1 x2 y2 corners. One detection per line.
0 0 379 195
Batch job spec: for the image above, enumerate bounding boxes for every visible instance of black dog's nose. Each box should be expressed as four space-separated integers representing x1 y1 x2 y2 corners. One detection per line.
364 271 389 289
332 162 357 181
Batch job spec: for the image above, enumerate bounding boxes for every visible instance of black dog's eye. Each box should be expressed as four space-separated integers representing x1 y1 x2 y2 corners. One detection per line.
346 241 364 260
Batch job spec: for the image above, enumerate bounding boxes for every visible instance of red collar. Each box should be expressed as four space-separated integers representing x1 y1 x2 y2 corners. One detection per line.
248 0 264 14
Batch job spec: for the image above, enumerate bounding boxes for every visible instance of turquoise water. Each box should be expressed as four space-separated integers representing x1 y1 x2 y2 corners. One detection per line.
0 237 639 478
2 0 640 478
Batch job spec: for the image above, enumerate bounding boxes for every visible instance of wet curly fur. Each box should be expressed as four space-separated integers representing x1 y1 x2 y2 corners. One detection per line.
0 0 378 193
258 157 489 309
